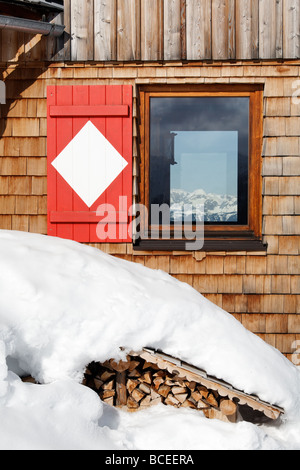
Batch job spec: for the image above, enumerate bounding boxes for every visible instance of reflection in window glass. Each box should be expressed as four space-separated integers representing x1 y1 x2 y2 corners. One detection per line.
170 131 238 222
149 97 249 225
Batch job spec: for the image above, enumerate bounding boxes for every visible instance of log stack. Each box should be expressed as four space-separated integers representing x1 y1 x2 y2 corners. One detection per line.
20 350 283 424
83 353 239 423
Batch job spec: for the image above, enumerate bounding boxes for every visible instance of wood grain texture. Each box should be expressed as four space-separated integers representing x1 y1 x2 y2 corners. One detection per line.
186 0 212 60
94 0 117 61
258 0 283 59
236 0 259 59
141 0 163 61
117 0 141 61
1 0 300 61
283 0 300 59
164 0 182 60
70 0 94 61
211 0 236 60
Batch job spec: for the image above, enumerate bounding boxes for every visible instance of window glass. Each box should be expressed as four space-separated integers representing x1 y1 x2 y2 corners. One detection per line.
149 97 249 225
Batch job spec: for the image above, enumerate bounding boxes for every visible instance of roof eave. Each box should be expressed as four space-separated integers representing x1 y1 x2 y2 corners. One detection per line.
0 14 65 36
0 0 64 13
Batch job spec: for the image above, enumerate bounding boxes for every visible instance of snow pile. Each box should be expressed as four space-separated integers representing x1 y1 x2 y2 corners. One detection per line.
0 230 299 450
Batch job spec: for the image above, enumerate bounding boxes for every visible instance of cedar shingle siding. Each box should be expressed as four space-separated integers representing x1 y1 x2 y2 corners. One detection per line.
0 0 299 360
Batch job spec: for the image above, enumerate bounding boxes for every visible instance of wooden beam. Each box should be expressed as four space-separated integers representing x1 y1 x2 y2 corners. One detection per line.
139 348 284 420
50 211 129 224
49 105 129 117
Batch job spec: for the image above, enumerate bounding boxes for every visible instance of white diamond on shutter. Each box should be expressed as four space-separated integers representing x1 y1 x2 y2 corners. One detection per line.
52 120 128 208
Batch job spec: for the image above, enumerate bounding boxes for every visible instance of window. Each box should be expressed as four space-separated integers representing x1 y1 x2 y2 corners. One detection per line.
136 85 264 251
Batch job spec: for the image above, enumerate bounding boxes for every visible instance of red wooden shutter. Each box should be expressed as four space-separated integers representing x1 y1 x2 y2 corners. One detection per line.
47 85 132 243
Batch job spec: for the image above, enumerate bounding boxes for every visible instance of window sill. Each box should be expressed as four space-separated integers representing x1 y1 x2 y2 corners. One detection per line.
133 237 267 252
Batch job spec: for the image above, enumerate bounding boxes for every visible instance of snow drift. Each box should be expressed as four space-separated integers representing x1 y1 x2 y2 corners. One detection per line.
0 230 299 450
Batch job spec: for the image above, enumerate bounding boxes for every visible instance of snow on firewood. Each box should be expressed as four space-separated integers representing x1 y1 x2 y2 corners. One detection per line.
0 230 299 450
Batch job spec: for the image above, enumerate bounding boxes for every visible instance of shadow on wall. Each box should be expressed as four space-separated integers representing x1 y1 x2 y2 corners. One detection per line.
0 24 68 138
0 46 46 139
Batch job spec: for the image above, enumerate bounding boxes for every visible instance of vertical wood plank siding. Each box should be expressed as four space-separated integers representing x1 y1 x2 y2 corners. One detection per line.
141 0 164 61
186 0 212 60
258 0 283 59
164 0 181 60
235 0 259 60
1 0 300 62
117 0 141 61
283 0 300 59
94 0 117 61
70 0 94 61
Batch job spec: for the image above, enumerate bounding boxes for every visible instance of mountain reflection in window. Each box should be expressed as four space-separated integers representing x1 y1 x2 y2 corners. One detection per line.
149 97 249 225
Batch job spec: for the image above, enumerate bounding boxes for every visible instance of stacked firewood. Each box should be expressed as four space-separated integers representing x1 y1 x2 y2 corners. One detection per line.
83 354 238 422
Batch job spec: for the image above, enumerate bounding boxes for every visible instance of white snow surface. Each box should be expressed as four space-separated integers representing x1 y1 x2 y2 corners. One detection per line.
0 230 299 450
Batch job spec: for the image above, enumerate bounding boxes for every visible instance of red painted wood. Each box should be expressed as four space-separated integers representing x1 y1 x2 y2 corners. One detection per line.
88 85 108 242
105 85 124 233
72 85 90 241
47 86 57 238
50 105 129 117
50 211 128 224
56 85 74 241
121 85 133 240
47 85 133 243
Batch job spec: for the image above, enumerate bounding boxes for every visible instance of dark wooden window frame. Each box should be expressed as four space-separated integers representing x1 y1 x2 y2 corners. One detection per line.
135 84 265 252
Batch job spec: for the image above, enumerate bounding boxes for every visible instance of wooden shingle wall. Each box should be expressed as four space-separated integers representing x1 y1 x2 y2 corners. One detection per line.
0 61 299 361
0 0 300 62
